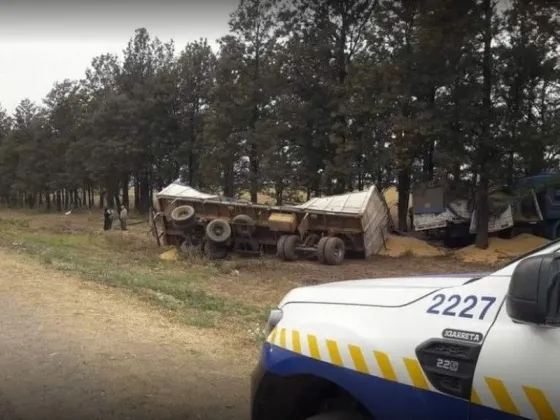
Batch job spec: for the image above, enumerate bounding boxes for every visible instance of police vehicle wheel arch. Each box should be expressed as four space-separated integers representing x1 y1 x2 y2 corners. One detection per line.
252 372 370 420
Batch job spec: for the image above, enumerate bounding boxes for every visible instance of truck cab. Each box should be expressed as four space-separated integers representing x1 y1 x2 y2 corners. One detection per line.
251 239 560 420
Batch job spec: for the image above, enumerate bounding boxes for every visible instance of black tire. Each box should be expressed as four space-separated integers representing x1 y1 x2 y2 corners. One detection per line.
283 234 301 261
277 235 288 259
324 237 345 265
232 214 256 237
171 205 195 226
205 219 232 243
203 240 228 260
317 236 329 264
306 412 365 420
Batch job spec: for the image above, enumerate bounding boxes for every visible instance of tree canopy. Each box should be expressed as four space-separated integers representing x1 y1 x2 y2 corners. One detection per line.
1 0 560 248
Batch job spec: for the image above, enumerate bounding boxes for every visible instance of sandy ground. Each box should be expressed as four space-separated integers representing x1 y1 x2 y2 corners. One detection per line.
0 247 254 420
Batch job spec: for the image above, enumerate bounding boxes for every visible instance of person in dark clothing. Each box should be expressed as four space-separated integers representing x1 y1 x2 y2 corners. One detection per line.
103 207 113 231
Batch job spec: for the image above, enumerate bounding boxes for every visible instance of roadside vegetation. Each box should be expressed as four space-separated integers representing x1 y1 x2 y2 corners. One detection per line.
0 209 499 347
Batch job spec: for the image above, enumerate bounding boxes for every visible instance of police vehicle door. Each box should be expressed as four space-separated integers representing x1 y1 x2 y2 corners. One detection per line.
469 281 560 420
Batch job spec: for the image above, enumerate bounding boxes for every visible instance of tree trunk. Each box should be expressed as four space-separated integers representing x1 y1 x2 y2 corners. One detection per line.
134 178 140 210
138 175 150 213
249 142 258 203
56 190 62 211
223 163 235 198
475 173 490 249
397 168 411 231
122 174 130 208
475 0 494 249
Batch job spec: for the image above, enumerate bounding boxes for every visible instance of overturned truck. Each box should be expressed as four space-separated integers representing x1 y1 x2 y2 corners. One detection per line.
151 180 390 265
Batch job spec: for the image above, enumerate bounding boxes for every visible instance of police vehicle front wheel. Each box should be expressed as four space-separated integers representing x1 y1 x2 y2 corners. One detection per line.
305 411 364 420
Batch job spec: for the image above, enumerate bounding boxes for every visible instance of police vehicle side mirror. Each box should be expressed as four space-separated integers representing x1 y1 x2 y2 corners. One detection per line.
507 253 560 326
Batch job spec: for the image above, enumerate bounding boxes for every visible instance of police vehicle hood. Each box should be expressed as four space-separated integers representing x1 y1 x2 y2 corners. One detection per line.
279 273 490 308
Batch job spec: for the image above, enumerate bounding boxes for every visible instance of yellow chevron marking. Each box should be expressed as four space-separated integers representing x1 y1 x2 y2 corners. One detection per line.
523 386 558 420
326 339 344 367
485 377 519 415
471 387 482 405
348 345 370 374
374 351 397 382
279 328 287 348
403 358 430 390
307 334 321 360
268 328 278 344
292 330 302 354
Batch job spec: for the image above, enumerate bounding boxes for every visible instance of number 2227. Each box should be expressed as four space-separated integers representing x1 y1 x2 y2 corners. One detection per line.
426 294 497 320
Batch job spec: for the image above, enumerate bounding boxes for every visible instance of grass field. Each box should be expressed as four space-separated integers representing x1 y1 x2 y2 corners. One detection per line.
0 208 494 347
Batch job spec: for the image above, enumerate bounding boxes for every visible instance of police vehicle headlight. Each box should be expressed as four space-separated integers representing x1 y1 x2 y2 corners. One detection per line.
265 308 283 336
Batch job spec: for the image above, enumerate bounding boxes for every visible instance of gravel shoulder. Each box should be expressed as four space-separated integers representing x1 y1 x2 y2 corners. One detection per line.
0 247 254 420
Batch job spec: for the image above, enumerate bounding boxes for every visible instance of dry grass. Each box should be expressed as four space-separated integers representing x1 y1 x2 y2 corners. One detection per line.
0 209 496 346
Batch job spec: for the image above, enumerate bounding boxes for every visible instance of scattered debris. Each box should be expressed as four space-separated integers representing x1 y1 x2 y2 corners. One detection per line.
454 233 549 264
378 234 445 258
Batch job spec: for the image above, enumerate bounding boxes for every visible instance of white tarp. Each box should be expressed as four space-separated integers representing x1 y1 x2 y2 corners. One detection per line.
156 180 219 201
295 187 375 215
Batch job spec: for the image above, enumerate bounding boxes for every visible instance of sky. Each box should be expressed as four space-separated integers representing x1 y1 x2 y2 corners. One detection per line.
0 0 238 114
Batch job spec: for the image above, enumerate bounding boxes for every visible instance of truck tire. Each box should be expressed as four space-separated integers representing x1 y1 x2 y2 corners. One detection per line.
205 219 232 243
171 205 195 226
232 214 256 237
306 412 365 420
324 237 345 265
283 234 301 261
317 236 329 264
277 235 288 259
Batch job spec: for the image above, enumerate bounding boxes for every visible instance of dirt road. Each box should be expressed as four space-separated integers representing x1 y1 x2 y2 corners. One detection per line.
0 248 253 420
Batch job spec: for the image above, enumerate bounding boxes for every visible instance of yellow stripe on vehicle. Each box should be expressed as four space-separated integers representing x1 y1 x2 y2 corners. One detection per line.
326 339 344 367
268 328 278 344
373 350 397 382
471 387 482 405
523 386 558 420
279 328 287 348
348 344 370 374
292 330 302 354
485 377 520 415
307 334 321 360
403 358 430 390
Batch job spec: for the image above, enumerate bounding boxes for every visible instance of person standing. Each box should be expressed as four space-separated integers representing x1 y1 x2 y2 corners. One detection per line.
119 205 128 231
103 207 112 231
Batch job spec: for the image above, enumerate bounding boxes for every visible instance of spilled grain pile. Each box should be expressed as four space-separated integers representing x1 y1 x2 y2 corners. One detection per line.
455 233 549 265
379 234 445 257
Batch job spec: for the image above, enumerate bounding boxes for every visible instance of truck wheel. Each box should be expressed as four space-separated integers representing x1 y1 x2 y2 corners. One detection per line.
283 234 301 261
276 235 288 259
171 205 195 226
324 237 345 265
306 412 365 420
205 219 232 243
232 214 256 237
317 236 329 264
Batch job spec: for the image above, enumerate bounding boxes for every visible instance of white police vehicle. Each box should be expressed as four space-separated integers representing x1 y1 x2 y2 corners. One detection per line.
251 239 560 420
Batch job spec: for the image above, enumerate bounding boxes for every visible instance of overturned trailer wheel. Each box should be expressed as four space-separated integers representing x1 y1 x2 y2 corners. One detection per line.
205 219 232 243
170 205 195 227
232 214 256 237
